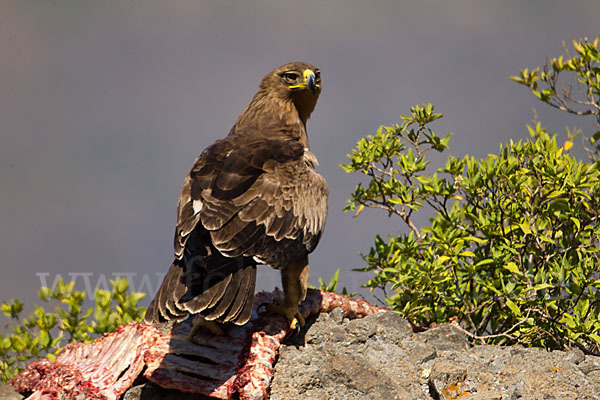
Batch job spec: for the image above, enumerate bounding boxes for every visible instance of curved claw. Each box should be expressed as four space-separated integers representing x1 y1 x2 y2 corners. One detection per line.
291 312 305 330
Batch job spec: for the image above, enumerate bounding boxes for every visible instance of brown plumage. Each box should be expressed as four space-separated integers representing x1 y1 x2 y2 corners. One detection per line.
144 62 328 328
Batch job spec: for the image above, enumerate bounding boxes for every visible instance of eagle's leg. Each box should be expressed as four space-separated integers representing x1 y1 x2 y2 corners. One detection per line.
188 315 224 342
267 255 310 328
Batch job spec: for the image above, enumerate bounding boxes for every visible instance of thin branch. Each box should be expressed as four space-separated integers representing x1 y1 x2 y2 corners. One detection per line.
452 308 532 343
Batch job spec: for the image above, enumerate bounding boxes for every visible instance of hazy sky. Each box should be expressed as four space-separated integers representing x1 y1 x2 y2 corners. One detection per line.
1 1 598 314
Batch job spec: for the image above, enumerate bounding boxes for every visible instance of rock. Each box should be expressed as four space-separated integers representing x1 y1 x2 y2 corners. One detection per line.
418 324 470 352
428 360 467 398
579 354 600 375
0 384 22 400
326 353 406 399
565 347 586 365
305 309 347 345
270 310 427 399
328 306 346 324
270 310 600 400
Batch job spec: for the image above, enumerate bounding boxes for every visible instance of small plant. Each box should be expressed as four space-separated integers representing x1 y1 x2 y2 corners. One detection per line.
313 269 358 297
341 38 600 354
0 277 145 383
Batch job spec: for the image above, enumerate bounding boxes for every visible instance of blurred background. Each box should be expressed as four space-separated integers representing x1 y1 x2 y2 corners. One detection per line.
1 1 598 314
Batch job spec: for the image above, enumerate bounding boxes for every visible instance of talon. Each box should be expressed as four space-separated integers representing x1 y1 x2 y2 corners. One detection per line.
266 303 305 329
290 317 299 330
291 313 305 329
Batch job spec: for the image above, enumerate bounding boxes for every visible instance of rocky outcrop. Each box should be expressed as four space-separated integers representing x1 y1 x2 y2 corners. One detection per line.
270 308 600 400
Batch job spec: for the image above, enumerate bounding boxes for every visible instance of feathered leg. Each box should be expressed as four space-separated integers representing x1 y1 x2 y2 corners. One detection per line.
267 255 310 328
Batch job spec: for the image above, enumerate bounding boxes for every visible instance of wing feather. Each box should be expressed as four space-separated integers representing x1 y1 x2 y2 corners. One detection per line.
189 137 328 266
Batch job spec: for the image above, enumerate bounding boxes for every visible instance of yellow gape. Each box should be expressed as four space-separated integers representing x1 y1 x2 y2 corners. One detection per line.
288 69 320 90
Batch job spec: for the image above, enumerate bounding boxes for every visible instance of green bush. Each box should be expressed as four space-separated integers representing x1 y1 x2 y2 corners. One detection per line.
342 37 600 354
0 277 145 383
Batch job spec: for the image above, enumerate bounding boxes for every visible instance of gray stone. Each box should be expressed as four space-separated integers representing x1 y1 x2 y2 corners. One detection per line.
270 310 428 400
271 310 600 400
369 310 413 344
328 306 345 324
565 347 585 365
326 353 405 398
579 354 600 375
417 324 470 352
0 384 22 400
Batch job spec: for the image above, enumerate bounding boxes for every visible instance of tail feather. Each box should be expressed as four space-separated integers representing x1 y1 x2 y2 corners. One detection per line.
224 264 256 324
164 263 188 320
144 261 187 323
204 262 245 320
144 258 257 326
144 292 162 323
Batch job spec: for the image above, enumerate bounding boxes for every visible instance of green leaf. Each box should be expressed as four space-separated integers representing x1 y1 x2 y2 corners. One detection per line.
530 283 554 291
39 330 50 348
519 221 531 235
589 333 600 344
475 258 495 267
570 217 581 230
505 299 522 317
503 262 520 275
561 313 577 329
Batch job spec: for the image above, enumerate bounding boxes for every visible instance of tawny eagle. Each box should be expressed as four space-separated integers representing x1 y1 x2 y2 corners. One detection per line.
144 62 328 330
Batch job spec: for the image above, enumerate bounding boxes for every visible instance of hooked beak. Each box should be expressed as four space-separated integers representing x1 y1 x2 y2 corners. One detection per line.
303 69 317 93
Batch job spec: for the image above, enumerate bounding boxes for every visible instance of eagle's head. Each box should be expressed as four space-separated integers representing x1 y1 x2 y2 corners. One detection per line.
260 62 322 123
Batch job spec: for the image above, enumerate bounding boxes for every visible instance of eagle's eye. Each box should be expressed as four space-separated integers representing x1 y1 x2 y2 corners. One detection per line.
283 72 299 84
315 71 321 82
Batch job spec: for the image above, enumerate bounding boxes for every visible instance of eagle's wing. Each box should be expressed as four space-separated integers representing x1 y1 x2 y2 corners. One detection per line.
145 135 328 324
194 136 328 264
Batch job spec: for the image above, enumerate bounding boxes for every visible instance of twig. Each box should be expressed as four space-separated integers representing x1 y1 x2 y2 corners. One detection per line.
451 309 532 343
